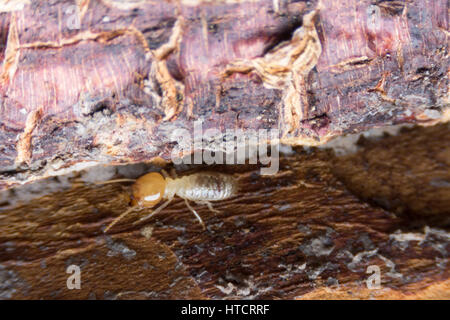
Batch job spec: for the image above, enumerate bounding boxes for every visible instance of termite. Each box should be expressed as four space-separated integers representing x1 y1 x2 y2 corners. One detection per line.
97 170 238 233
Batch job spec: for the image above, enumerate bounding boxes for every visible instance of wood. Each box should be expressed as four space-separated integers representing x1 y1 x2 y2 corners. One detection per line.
0 124 448 299
0 0 448 189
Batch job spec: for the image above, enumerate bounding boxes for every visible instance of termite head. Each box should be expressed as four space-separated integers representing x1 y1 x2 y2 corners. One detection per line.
131 172 166 207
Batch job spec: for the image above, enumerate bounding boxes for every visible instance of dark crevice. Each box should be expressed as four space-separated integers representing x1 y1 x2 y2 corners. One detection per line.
261 19 304 55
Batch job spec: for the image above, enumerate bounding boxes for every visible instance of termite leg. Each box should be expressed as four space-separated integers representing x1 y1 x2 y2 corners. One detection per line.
161 168 177 179
134 198 173 225
184 198 206 230
104 206 139 233
161 169 170 179
197 200 220 214
170 168 178 179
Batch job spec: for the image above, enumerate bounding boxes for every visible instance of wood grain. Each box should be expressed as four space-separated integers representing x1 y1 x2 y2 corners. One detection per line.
0 124 448 299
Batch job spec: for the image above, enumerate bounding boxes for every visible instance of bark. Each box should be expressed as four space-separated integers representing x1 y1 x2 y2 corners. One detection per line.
0 124 448 299
0 0 448 189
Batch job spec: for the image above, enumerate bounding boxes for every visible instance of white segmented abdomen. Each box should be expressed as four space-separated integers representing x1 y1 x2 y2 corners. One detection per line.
166 172 237 201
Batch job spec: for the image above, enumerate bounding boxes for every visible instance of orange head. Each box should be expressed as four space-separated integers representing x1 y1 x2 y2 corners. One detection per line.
131 172 166 207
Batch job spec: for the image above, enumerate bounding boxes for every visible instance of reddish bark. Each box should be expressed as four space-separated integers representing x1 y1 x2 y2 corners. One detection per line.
0 0 447 188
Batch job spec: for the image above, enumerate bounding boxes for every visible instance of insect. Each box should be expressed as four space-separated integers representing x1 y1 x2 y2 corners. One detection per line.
97 170 238 233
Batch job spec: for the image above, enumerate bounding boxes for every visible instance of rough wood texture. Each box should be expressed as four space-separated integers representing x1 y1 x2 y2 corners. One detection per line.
0 0 448 189
0 124 448 299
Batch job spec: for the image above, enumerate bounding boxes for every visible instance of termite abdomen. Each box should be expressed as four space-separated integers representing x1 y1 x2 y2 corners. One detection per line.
169 172 238 202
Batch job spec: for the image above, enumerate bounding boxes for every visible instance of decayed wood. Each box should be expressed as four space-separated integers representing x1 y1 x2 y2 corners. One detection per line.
0 124 448 299
0 0 448 189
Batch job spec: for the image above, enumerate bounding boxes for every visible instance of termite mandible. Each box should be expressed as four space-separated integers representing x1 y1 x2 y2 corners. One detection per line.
96 169 238 233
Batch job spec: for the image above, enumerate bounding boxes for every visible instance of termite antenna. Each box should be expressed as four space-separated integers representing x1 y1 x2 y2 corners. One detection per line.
94 178 136 185
104 206 138 233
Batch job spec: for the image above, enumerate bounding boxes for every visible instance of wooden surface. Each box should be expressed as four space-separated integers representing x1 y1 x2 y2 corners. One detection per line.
0 0 448 189
0 123 448 299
